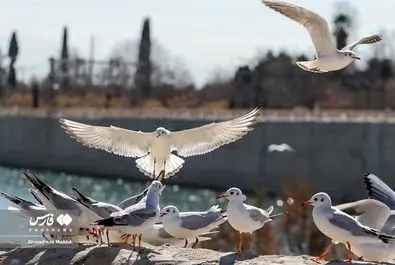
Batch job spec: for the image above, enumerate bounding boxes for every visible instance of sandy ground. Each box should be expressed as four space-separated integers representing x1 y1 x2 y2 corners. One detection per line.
0 244 392 265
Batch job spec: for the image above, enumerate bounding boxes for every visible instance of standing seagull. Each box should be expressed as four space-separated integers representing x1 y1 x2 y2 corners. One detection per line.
95 180 164 247
216 188 286 252
159 205 227 248
302 192 395 263
261 0 382 73
59 108 260 180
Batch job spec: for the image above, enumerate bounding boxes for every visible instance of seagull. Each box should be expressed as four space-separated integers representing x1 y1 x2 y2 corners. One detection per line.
302 192 395 263
0 191 98 243
261 0 382 73
216 187 286 252
159 205 227 248
59 107 260 179
335 198 395 262
267 143 294 153
95 180 164 248
23 170 105 240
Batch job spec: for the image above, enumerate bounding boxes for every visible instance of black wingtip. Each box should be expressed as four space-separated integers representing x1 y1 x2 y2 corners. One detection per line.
363 173 371 178
95 217 117 227
0 192 21 205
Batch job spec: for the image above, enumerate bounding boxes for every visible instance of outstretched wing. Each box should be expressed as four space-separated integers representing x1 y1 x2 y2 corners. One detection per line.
364 173 395 210
262 0 336 56
342 34 382 51
59 118 153 158
170 108 260 157
335 199 390 230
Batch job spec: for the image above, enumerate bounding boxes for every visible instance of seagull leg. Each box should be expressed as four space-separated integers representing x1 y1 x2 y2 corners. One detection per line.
315 242 335 262
153 159 157 179
183 238 188 248
248 234 253 252
98 228 104 245
106 229 111 246
346 241 353 263
132 234 136 246
191 237 199 248
138 234 142 248
237 232 243 253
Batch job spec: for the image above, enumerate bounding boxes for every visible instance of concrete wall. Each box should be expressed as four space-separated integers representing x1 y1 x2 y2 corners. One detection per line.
1 115 394 203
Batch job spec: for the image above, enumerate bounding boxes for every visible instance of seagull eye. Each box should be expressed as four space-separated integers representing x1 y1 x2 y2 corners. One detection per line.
321 198 324 202
314 198 318 201
236 192 239 196
230 191 234 195
166 209 170 212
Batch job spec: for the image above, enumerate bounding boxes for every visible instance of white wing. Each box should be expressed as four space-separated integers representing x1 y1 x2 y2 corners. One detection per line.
59 118 153 158
262 0 336 56
170 108 260 157
342 34 383 51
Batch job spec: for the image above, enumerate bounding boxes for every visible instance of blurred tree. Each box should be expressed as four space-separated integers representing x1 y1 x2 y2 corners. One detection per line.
60 26 70 89
109 39 192 90
134 17 152 102
333 14 350 50
31 79 40 108
7 31 19 88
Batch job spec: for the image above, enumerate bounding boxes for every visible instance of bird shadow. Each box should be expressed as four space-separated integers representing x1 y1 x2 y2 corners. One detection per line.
219 251 258 264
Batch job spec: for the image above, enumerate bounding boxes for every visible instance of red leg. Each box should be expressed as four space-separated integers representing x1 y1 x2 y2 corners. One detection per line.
315 242 335 262
237 232 243 252
183 238 188 248
346 242 353 263
249 234 253 252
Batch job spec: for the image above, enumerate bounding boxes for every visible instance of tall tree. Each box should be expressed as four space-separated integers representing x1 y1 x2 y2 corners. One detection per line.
7 31 18 88
60 26 70 89
333 14 350 50
134 17 152 102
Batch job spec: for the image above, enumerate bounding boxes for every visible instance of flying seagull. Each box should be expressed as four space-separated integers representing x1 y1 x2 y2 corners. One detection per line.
59 107 260 179
268 143 294 153
261 0 382 73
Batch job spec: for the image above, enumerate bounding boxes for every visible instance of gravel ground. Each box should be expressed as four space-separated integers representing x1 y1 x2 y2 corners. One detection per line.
0 244 391 265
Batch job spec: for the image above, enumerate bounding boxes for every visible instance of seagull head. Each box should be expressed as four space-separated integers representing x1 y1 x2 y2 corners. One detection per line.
342 50 360 60
216 187 246 202
159 205 178 218
149 180 165 195
155 127 170 138
302 192 332 208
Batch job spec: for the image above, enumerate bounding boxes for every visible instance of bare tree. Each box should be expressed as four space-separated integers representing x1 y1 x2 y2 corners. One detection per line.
108 39 193 89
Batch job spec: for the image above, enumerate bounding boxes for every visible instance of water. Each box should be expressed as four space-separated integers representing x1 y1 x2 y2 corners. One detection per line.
0 166 224 211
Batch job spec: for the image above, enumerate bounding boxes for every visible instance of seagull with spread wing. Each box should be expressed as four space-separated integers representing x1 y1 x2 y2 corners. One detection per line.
261 0 382 73
59 107 260 179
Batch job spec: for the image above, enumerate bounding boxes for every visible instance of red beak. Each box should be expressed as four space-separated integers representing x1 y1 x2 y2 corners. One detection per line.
351 55 361 60
216 194 226 199
159 212 166 217
301 200 313 207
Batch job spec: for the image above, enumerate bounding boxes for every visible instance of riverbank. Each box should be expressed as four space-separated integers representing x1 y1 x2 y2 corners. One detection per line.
0 244 384 265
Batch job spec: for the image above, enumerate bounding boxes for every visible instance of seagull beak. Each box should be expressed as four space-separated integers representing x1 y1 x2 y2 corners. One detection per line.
301 200 313 207
159 212 167 217
351 55 360 60
216 194 226 199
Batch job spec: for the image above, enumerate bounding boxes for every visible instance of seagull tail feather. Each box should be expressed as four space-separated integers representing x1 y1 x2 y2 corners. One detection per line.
135 154 184 179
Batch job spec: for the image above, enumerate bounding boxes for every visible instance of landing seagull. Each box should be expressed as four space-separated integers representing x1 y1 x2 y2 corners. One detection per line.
59 108 260 179
261 0 382 73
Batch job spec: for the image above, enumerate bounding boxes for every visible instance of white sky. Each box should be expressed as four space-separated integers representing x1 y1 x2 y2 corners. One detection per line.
0 0 394 87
